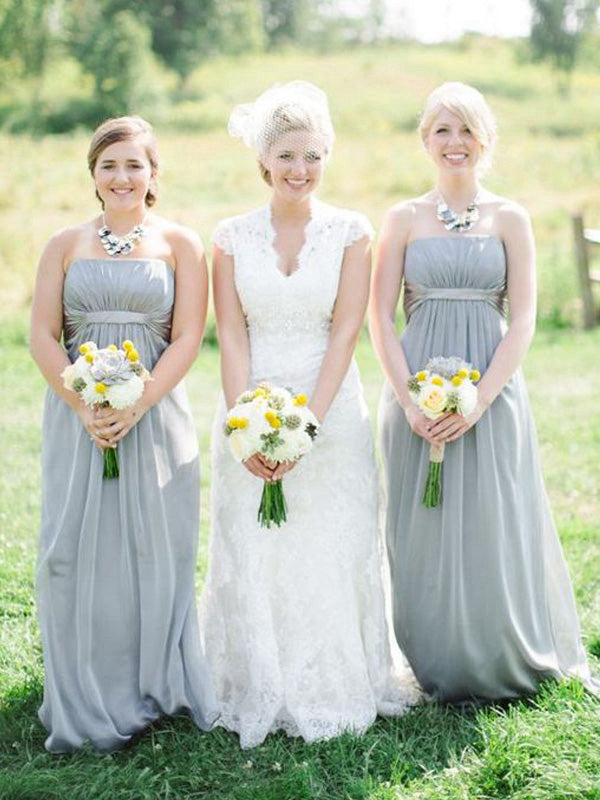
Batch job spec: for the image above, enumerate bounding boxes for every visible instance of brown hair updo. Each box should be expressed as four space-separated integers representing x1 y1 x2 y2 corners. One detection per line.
87 116 159 207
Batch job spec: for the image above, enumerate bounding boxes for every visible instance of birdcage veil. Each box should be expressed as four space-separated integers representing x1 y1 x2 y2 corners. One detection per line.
227 80 335 161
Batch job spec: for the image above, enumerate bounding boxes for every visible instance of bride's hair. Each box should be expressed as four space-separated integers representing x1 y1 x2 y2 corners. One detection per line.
87 116 159 208
419 82 497 174
227 81 335 185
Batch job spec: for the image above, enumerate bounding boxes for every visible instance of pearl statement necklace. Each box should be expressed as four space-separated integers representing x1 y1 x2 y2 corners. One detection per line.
436 192 480 233
98 216 146 257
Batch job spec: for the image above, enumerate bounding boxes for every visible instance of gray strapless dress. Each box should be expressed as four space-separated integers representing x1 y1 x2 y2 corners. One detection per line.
379 236 595 703
37 258 219 752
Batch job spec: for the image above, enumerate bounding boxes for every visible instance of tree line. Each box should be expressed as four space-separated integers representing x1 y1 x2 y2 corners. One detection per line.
0 0 598 132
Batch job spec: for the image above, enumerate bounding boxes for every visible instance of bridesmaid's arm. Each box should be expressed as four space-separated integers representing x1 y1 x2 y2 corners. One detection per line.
475 203 537 406
307 234 371 424
431 203 537 444
139 228 208 408
369 204 412 408
30 230 107 448
97 228 208 444
370 204 435 444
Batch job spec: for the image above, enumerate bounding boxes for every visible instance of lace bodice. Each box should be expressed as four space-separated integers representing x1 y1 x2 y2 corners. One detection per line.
213 199 373 392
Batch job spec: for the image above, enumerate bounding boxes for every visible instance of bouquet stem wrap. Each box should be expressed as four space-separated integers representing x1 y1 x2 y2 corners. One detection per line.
258 479 287 528
423 442 444 508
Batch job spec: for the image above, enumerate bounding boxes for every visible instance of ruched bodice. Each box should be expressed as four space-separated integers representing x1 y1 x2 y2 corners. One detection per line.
37 257 218 752
399 237 508 378
379 234 595 703
63 259 174 363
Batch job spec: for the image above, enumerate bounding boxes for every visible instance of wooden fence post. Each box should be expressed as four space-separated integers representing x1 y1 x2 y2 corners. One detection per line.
572 214 598 329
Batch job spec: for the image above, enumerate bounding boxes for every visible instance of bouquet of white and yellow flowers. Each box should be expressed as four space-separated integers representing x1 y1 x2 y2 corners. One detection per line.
408 356 481 508
225 382 319 529
62 340 151 479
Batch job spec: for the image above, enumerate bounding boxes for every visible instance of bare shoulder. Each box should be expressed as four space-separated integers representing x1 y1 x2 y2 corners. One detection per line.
383 199 420 228
156 215 205 261
485 193 531 234
41 221 93 270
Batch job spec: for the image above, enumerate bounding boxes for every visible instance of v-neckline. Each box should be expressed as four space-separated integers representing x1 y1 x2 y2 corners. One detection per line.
265 201 318 279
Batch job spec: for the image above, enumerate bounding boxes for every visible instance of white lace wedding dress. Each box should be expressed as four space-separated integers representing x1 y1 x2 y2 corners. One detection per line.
199 199 419 749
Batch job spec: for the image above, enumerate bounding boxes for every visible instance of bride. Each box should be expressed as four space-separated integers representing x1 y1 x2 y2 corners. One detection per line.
199 81 419 749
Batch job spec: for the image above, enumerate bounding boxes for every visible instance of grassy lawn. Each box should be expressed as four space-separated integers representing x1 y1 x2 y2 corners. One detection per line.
1 313 599 800
2 38 600 800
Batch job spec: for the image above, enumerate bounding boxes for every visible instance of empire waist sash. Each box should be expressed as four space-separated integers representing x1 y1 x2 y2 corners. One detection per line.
64 308 172 345
403 283 507 321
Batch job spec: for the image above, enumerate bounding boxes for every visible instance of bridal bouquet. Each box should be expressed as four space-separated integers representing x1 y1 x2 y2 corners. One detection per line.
62 340 151 479
225 382 319 529
408 356 480 508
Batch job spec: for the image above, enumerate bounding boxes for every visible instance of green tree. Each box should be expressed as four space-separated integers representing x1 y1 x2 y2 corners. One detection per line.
529 0 599 75
0 0 56 83
72 8 160 118
261 0 312 47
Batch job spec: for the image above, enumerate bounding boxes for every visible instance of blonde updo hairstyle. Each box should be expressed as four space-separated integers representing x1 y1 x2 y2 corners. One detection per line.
87 116 159 208
418 82 497 174
257 103 330 186
227 81 335 187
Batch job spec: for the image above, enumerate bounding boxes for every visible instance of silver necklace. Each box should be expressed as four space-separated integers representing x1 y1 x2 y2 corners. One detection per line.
436 192 480 233
98 216 146 257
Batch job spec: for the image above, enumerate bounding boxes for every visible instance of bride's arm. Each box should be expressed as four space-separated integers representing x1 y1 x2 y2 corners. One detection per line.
213 242 273 481
429 203 537 443
271 233 371 482
307 234 371 423
369 204 434 443
212 244 251 409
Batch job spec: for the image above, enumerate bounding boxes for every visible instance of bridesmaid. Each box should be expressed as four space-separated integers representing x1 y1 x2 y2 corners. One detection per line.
30 116 219 752
370 82 597 703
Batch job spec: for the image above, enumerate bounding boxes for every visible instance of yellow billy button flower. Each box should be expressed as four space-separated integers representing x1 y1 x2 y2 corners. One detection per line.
265 411 281 429
451 376 463 387
430 376 444 387
470 370 481 382
127 350 139 362
457 368 469 379
237 418 249 429
122 340 134 352
108 344 118 352
85 353 95 363
415 371 427 382
254 388 268 399
294 394 307 406
79 344 89 355
95 382 107 395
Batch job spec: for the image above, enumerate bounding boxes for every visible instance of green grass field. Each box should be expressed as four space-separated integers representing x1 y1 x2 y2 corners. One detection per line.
1 39 600 800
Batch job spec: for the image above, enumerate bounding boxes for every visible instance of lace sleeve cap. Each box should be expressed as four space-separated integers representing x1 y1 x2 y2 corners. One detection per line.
213 219 234 256
345 212 374 247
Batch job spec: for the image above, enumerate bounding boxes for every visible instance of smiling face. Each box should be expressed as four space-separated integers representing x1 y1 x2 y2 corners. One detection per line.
93 138 155 214
425 107 483 176
262 129 327 203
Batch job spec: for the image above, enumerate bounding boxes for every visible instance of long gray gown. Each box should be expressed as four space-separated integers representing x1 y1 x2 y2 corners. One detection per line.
37 258 219 752
379 235 596 703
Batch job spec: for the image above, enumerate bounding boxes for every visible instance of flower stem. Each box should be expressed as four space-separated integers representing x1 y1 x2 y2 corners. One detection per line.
422 461 442 508
103 447 119 479
258 480 287 529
